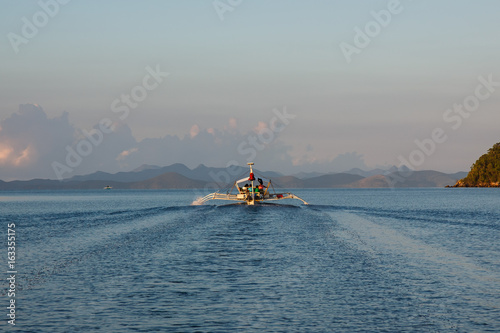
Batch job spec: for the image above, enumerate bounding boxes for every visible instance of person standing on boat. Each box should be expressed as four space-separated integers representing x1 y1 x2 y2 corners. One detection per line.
257 178 265 192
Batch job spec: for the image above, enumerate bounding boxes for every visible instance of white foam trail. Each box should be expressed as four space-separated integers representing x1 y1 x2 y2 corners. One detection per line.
191 197 204 206
329 211 500 309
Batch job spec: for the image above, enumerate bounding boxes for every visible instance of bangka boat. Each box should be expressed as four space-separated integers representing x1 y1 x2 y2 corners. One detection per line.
197 163 308 205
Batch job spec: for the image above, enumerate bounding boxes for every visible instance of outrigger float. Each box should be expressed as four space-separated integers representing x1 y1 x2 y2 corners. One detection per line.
197 163 308 205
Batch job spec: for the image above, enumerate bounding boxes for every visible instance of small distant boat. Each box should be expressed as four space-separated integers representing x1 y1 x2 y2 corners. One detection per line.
197 162 308 205
103 185 112 190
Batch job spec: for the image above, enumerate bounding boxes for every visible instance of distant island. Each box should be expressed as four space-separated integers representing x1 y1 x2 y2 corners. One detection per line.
0 163 468 190
452 142 500 187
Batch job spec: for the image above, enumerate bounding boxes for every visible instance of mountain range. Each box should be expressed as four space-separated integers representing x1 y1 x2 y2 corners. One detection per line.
0 163 467 190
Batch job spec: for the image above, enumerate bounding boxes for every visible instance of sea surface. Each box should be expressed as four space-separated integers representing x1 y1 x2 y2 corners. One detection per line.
1 188 499 332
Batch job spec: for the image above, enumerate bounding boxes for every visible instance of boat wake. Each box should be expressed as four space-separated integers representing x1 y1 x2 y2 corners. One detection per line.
326 210 500 311
191 197 205 205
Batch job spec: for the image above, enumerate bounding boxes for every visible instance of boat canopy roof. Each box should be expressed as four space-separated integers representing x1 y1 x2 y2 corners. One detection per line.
236 177 250 184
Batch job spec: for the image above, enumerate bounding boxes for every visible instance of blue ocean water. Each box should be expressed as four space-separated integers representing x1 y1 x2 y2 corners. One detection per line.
1 188 499 332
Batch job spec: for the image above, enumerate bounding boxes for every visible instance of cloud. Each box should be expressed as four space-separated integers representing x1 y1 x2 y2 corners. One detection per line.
253 121 268 134
0 104 75 180
228 118 238 130
70 121 137 175
0 104 374 180
291 151 369 173
329 152 368 171
0 104 294 179
189 124 200 138
117 148 139 160
98 119 297 173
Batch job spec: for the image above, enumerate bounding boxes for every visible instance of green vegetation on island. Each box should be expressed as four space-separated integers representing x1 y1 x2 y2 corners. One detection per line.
453 142 500 187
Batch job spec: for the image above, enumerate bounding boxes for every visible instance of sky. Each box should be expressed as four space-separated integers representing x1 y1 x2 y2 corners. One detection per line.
1 0 499 180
